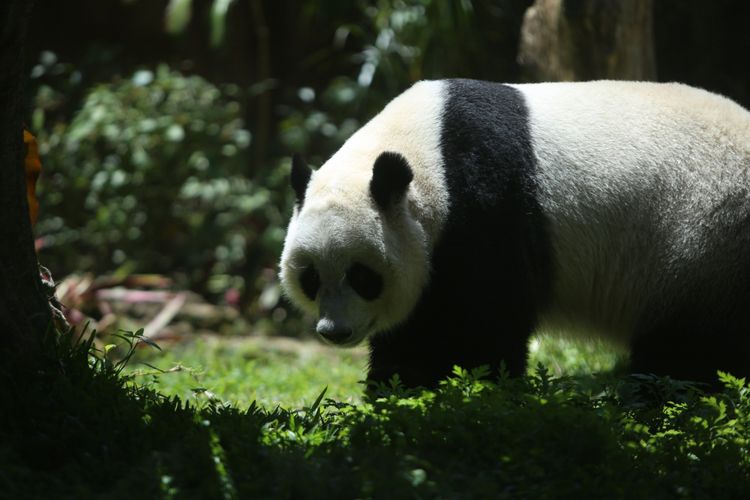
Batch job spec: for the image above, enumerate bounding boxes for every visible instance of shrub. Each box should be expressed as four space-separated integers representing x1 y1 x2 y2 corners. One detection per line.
34 66 290 307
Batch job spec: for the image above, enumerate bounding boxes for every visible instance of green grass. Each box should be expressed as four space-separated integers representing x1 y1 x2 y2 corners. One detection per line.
3 330 749 499
126 335 367 408
124 333 622 411
529 333 624 375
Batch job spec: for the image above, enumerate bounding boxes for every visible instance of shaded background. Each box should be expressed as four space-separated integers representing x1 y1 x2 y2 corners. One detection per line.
23 0 750 340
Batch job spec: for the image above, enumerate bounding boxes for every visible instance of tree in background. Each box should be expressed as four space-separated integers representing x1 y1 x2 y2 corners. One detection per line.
0 0 51 355
518 0 656 81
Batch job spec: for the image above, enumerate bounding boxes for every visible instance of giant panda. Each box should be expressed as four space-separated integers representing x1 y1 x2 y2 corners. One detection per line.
280 79 750 388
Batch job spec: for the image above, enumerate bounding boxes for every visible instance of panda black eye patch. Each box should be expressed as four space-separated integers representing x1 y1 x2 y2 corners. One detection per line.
299 265 320 301
346 262 383 301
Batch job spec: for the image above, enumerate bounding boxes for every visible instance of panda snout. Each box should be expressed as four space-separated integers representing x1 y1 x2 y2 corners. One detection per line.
316 318 353 344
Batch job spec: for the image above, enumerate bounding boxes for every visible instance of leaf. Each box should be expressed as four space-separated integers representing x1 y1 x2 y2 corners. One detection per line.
165 0 193 35
210 0 236 47
309 387 328 413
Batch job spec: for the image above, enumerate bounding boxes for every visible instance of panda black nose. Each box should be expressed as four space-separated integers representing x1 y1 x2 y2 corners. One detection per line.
316 319 352 344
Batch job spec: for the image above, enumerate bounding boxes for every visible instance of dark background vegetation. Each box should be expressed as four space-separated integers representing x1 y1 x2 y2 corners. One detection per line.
24 0 750 338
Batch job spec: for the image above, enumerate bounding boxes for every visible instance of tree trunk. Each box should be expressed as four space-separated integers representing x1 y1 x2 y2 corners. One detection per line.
0 0 50 357
518 0 656 81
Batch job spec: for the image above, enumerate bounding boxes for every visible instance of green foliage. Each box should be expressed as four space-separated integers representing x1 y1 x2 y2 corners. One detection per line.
4 331 750 498
164 0 237 47
35 66 288 301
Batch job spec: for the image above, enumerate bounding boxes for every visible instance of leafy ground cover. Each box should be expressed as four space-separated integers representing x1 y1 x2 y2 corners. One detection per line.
3 331 749 499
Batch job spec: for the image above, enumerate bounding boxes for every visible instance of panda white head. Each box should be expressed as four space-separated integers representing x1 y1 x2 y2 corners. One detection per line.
279 151 430 347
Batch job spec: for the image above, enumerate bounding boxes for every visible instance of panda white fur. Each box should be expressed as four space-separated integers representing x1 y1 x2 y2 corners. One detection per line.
280 79 750 388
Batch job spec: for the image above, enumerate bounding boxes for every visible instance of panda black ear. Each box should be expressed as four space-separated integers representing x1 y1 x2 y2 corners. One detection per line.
291 154 312 205
370 151 413 210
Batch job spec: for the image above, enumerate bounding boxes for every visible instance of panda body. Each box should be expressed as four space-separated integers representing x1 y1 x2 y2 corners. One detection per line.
280 79 750 388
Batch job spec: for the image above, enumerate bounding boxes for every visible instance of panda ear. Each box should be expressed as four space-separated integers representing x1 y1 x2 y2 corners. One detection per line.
370 152 413 210
291 154 312 205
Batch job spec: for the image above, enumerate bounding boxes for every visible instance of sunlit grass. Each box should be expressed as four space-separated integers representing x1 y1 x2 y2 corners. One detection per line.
528 333 624 376
127 334 367 408
126 331 624 409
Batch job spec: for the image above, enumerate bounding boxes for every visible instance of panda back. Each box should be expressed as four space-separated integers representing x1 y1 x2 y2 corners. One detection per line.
514 81 750 341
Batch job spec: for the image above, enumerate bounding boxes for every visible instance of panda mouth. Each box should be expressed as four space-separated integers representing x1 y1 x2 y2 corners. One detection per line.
327 320 377 348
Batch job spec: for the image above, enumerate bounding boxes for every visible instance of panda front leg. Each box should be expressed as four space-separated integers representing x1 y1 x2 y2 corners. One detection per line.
366 288 536 389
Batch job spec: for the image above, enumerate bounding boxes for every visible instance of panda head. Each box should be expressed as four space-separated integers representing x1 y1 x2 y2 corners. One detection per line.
279 150 430 347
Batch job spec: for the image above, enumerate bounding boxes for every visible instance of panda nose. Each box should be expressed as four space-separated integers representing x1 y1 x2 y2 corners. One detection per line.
316 318 352 344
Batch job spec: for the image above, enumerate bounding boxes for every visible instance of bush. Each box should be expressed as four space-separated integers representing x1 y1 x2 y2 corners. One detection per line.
34 66 291 307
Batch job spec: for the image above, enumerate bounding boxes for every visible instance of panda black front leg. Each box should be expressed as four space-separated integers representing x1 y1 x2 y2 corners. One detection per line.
366 248 542 389
366 319 533 389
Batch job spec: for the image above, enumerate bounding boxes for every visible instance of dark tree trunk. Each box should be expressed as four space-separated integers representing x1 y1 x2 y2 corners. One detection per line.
518 0 656 81
0 0 50 356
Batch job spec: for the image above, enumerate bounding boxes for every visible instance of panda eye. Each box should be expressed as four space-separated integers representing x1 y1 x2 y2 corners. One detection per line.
299 265 320 301
346 262 383 301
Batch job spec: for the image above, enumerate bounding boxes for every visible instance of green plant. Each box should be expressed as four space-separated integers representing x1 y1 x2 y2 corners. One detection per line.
164 0 238 47
3 326 750 498
34 66 289 307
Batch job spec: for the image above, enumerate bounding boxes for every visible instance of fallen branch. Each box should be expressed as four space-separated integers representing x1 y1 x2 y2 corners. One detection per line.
142 292 187 340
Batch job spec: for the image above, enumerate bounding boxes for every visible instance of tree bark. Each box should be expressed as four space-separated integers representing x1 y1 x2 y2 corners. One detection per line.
518 0 656 81
0 0 50 357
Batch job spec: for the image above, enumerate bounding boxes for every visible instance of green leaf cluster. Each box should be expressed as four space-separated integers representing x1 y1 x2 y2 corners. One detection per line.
34 66 288 303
